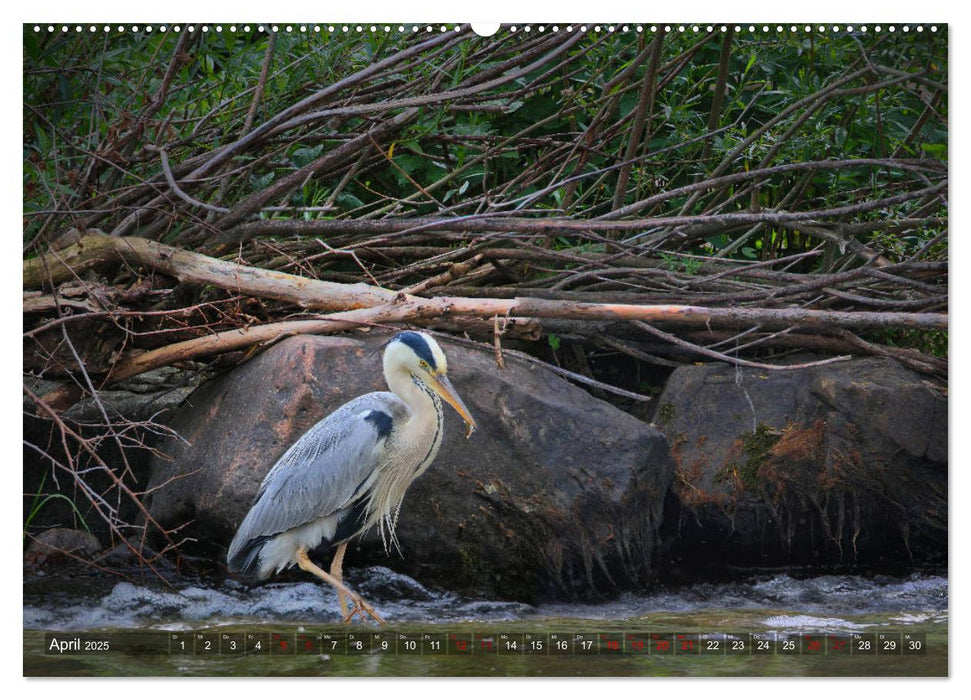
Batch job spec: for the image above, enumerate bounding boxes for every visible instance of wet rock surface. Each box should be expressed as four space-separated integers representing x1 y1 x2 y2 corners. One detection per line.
652 358 947 573
144 333 674 601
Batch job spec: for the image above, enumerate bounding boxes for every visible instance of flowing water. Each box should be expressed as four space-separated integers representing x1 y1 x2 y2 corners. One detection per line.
23 568 947 677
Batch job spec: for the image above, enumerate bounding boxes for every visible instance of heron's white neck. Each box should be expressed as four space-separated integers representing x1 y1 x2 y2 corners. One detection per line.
371 359 444 552
384 363 441 421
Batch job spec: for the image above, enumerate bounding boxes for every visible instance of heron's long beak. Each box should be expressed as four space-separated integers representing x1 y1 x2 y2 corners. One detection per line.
429 373 476 438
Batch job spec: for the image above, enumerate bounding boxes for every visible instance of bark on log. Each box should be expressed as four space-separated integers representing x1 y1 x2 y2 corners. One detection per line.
24 233 947 331
24 233 398 311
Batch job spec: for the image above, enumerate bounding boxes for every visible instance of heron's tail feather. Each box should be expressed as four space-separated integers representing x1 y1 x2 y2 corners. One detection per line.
227 535 271 578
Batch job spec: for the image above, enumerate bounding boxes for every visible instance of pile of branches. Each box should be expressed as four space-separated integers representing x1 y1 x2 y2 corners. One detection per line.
23 25 947 572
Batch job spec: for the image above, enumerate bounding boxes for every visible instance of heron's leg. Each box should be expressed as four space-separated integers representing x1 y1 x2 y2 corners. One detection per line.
295 547 385 626
330 542 348 618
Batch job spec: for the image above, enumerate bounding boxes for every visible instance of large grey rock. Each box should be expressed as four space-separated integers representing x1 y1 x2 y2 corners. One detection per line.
145 333 674 601
653 358 946 571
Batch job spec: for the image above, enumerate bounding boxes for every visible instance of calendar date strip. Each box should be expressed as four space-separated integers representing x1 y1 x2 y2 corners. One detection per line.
44 631 927 657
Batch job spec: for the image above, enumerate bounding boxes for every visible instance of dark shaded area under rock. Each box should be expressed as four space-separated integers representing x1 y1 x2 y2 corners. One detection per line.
23 368 203 553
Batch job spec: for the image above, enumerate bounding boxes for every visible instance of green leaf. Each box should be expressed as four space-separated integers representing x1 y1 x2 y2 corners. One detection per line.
398 140 424 154
291 145 324 167
395 154 426 177
250 172 274 190
449 122 495 137
618 92 640 118
336 192 364 210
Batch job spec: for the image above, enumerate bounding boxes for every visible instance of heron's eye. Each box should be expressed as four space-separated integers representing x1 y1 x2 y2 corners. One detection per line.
418 360 430 370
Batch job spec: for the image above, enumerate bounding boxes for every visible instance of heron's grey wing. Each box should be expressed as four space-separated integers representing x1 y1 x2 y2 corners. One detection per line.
229 392 404 551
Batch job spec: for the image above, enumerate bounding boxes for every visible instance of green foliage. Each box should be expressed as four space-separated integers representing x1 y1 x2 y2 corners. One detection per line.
659 253 702 274
875 328 948 359
23 27 946 236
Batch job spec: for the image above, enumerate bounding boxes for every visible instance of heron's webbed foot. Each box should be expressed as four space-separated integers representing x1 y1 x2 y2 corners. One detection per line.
295 547 385 626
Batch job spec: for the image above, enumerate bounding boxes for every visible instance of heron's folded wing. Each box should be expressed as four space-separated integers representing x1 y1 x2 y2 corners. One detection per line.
231 393 402 546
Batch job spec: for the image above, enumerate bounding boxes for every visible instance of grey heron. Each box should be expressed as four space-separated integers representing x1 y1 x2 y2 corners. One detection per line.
227 331 476 624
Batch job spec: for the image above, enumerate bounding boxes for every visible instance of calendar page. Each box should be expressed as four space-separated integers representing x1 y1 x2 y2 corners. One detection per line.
23 18 948 680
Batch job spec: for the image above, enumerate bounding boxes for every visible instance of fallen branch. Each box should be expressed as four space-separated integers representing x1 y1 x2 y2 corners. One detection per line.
25 234 948 334
102 296 944 389
146 145 231 214
24 233 398 310
105 302 426 382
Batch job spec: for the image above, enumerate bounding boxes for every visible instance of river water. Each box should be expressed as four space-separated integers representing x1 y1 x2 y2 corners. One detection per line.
23 568 947 677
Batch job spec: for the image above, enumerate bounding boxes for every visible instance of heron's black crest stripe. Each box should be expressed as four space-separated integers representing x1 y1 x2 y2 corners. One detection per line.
364 409 393 439
392 331 438 370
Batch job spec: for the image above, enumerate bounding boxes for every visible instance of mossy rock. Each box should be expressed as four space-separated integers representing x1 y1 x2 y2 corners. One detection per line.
654 358 946 573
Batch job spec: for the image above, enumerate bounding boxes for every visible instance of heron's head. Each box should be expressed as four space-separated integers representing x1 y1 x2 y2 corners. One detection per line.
385 331 477 437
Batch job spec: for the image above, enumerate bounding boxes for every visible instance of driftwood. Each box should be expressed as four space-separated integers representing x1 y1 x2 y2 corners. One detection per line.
24 233 395 310
24 233 947 397
26 233 946 330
